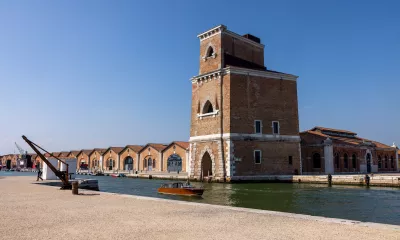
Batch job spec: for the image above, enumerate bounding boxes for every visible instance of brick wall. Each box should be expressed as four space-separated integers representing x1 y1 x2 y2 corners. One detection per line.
162 144 187 173
119 148 139 171
102 150 119 171
138 146 162 172
234 141 300 175
199 35 222 74
229 74 299 135
222 34 264 66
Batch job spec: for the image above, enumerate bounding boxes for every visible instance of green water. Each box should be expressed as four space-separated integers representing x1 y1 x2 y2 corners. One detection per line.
2 171 399 225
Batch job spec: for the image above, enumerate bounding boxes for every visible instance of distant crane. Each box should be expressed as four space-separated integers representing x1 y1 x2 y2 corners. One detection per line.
15 142 31 169
15 142 27 158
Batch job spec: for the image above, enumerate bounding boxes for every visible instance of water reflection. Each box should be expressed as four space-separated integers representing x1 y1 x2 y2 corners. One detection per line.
2 172 399 225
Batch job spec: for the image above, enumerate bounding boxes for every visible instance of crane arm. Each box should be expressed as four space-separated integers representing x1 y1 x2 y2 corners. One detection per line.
22 135 71 189
15 142 25 156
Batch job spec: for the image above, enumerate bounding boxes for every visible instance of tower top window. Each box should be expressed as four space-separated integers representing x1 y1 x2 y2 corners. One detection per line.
206 46 214 58
203 100 214 114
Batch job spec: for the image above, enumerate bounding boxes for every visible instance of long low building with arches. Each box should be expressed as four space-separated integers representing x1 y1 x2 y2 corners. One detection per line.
301 127 399 174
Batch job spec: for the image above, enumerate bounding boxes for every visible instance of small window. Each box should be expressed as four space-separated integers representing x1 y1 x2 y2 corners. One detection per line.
206 46 214 58
272 121 280 134
288 156 293 165
255 120 262 134
352 154 357 169
203 100 214 114
344 154 348 169
254 150 262 164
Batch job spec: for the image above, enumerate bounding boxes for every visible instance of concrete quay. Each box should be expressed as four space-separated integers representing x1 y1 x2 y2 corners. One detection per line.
0 176 399 240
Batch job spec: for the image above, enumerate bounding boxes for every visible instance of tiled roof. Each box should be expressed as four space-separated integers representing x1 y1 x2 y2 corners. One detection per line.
162 141 190 152
125 145 143 153
311 126 356 135
79 150 93 156
90 148 107 156
69 151 80 156
139 143 168 153
148 143 168 151
174 141 189 149
104 147 124 155
59 151 69 157
51 152 61 157
302 129 393 149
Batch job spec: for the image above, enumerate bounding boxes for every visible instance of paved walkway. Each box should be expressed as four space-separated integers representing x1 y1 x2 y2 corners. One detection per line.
0 176 399 240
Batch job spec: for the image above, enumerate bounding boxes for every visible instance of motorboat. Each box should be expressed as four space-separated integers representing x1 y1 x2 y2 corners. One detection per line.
111 173 126 178
158 182 204 196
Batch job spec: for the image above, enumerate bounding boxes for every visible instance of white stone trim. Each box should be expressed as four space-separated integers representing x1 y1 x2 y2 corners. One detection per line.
199 146 216 177
272 121 280 135
226 67 298 81
254 120 262 134
197 110 219 119
189 133 300 142
197 25 225 41
197 25 265 49
191 67 298 83
254 150 262 164
191 70 223 83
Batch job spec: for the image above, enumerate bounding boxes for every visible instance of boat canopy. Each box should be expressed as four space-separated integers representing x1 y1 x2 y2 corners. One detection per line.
160 182 184 188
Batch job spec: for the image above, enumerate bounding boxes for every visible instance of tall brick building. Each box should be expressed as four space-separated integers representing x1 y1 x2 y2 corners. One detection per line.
188 25 301 181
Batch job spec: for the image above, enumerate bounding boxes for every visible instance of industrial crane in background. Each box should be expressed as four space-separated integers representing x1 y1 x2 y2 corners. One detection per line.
15 142 32 169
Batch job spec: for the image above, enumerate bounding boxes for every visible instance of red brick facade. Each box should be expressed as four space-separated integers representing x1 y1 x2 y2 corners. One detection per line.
301 127 398 174
138 144 167 172
162 142 189 173
189 25 301 181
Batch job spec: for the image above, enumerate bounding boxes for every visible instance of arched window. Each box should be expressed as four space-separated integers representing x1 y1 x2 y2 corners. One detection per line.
334 153 339 169
206 46 214 58
312 153 321 169
378 155 382 169
343 154 348 169
390 156 394 168
352 154 357 169
203 100 214 114
385 155 388 168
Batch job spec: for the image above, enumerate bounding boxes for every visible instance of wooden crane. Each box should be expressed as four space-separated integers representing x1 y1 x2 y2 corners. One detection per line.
22 135 72 190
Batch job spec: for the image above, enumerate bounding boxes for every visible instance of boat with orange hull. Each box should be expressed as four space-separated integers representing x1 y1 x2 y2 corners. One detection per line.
158 182 204 197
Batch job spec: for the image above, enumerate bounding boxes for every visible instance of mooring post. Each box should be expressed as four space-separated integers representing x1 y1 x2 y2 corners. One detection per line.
72 181 79 195
328 174 332 186
365 174 370 187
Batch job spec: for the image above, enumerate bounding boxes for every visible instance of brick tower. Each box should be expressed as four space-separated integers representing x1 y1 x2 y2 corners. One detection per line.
188 25 301 181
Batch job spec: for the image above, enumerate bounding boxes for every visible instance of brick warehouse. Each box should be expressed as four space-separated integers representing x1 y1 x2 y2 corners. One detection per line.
301 127 399 174
188 25 301 182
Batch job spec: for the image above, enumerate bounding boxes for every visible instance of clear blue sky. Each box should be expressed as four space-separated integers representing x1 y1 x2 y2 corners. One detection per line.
1 0 399 154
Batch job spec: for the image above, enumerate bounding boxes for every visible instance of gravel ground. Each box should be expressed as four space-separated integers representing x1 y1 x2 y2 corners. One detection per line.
0 176 399 240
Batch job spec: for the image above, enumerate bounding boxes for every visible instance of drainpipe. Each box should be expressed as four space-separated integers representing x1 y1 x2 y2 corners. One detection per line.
220 72 226 181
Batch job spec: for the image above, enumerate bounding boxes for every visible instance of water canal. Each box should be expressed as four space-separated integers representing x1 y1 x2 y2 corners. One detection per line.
2 171 399 225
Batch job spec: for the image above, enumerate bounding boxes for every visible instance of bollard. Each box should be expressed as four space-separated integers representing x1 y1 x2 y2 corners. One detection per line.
365 174 370 187
328 174 332 186
72 181 79 195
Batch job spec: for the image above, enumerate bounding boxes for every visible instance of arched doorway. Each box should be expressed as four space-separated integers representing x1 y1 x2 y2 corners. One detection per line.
167 154 182 172
124 157 133 171
147 158 153 171
201 152 212 178
108 159 114 171
366 153 371 173
312 153 321 170
6 160 11 169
